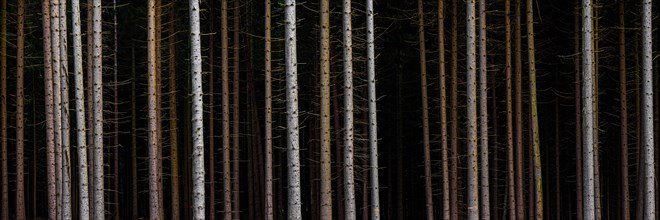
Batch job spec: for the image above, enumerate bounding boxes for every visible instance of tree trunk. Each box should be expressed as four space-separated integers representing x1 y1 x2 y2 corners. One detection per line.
450 0 459 218
284 0 301 219
221 0 233 218
16 0 26 218
417 1 434 219
148 0 161 218
478 0 490 218
190 0 206 218
526 0 543 217
342 0 356 219
319 0 333 218
49 0 64 217
438 0 450 218
505 0 516 218
466 0 479 218
640 0 655 218
232 1 241 218
582 0 596 218
514 0 525 218
619 1 630 219
366 0 380 218
72 0 90 218
91 0 104 218
169 1 180 220
264 0 274 218
42 1 58 218
86 1 95 212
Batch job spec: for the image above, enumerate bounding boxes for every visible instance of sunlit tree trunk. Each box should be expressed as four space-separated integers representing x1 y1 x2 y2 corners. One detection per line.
91 0 104 218
582 0 596 218
438 0 450 218
319 0 333 218
366 0 380 218
72 0 90 218
640 0 655 218
478 0 490 218
190 0 206 218
618 1 630 219
417 1 434 219
466 0 479 218
284 0 301 219
58 0 73 218
148 0 161 218
342 0 356 219
49 0 64 217
42 1 58 218
526 0 543 217
16 0 26 218
264 0 273 218
504 0 516 218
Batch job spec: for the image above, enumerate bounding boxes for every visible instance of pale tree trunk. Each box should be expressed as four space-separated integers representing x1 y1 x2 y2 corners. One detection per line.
190 0 206 218
148 0 161 218
342 0 356 219
582 0 596 218
641 0 654 218
42 1 58 218
92 0 104 218
59 0 73 218
366 0 380 219
478 0 490 218
16 0 26 218
169 1 180 219
417 1 434 219
232 0 241 218
264 0 274 218
72 0 90 218
466 0 479 218
0 0 7 218
284 0 301 219
221 0 233 218
438 0 450 218
49 0 64 217
504 0 516 218
319 0 333 218
618 1 629 219
526 0 543 217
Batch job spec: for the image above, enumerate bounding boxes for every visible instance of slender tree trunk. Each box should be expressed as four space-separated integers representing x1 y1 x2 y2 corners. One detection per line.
366 0 380 218
42 1 58 219
284 0 302 219
417 1 434 219
619 1 630 219
148 0 161 218
232 1 241 218
72 0 90 218
169 1 180 220
16 0 26 218
438 0 450 218
86 1 95 212
190 0 206 218
514 0 525 217
264 0 274 218
466 0 479 218
478 0 490 218
574 2 583 220
504 0 516 218
582 0 596 218
319 0 333 218
450 0 459 218
221 0 233 218
526 0 543 217
342 0 357 219
0 0 7 218
641 0 655 218
49 0 64 217
58 0 73 218
91 0 104 218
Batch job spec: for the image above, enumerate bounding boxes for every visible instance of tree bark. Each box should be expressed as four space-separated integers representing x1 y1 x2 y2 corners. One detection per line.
91 0 104 218
319 0 333 218
640 0 655 218
526 0 543 217
169 1 180 220
417 1 434 219
208 0 216 218
221 0 233 218
366 0 380 218
264 0 274 218
148 0 161 218
574 2 583 220
232 0 241 218
618 1 630 219
478 0 490 218
190 0 206 218
466 0 479 218
49 0 64 217
582 0 596 218
450 0 459 218
514 0 525 218
16 0 26 218
342 0 356 219
284 0 302 219
72 0 90 218
438 0 450 218
504 0 516 218
42 1 57 218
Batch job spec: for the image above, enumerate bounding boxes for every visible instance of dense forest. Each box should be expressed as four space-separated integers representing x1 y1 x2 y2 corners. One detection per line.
0 0 659 219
